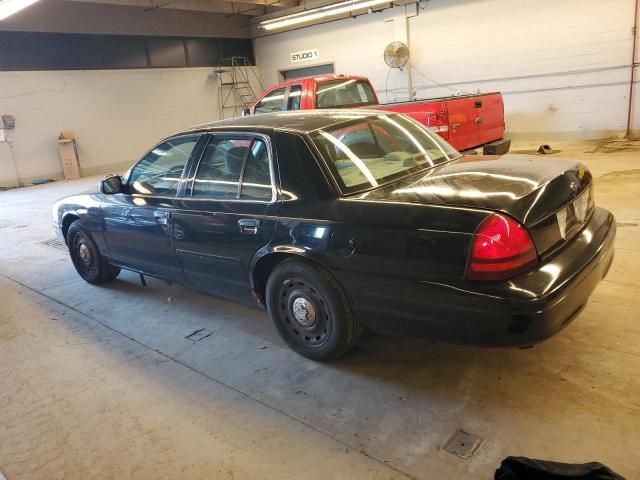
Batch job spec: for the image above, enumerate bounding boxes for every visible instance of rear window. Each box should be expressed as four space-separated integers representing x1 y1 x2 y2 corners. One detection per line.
316 79 377 108
310 114 461 194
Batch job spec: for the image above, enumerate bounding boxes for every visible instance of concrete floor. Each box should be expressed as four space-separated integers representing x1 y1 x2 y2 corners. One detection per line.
1 139 639 480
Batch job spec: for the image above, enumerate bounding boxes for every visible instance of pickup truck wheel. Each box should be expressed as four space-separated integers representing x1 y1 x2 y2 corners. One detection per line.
266 259 363 361
67 221 120 284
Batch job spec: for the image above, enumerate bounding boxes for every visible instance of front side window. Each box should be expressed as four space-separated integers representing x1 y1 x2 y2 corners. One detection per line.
192 136 272 201
310 114 461 194
287 85 302 110
254 87 286 114
316 79 377 108
128 135 199 196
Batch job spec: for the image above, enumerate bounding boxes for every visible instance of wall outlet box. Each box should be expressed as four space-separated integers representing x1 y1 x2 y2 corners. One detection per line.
2 115 15 129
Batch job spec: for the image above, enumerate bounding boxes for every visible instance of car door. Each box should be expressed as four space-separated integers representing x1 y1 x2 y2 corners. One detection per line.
172 133 279 301
101 133 204 280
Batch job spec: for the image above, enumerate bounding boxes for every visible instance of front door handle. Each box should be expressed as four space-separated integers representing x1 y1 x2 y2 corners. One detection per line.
154 211 170 225
238 218 259 235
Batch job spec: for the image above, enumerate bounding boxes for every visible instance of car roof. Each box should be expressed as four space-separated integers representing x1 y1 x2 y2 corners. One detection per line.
180 109 393 135
260 74 370 91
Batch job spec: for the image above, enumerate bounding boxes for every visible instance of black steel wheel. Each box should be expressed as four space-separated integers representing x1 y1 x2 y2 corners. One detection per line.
67 220 120 284
266 258 364 361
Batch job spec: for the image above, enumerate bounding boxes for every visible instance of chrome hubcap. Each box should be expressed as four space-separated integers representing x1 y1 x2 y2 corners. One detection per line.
78 243 91 262
292 297 316 327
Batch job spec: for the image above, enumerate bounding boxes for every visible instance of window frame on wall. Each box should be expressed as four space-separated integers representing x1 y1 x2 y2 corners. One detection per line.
0 31 255 71
186 132 277 203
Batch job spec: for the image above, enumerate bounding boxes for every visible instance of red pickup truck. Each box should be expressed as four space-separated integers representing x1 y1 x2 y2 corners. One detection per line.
246 74 510 154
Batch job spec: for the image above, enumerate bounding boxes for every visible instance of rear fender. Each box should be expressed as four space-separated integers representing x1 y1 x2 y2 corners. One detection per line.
249 242 337 304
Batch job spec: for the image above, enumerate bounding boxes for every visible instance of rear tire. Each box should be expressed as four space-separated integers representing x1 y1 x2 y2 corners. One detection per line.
266 258 364 361
67 221 120 284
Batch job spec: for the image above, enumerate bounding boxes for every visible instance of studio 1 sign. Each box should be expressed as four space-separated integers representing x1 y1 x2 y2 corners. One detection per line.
290 49 319 63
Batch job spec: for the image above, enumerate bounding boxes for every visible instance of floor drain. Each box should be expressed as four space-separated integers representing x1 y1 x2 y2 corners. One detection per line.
443 429 482 459
38 238 67 251
185 328 213 343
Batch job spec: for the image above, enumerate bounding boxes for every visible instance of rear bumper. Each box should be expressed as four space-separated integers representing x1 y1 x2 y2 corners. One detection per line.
349 207 616 347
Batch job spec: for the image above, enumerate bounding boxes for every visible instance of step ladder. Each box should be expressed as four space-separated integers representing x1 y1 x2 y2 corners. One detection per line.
214 56 263 119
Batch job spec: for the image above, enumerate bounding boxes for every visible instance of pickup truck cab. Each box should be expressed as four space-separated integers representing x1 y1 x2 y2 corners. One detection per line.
246 74 509 154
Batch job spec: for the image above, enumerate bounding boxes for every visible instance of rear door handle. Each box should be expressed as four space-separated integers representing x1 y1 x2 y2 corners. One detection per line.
238 218 259 235
154 211 170 225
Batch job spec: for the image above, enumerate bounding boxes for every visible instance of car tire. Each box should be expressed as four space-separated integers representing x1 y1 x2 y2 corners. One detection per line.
67 220 120 284
266 258 364 361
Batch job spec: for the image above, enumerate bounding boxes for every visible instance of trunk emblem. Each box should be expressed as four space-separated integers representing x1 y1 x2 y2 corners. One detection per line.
569 181 578 191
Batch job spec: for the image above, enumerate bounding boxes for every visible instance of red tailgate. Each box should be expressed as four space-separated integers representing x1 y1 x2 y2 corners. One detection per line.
379 101 449 140
446 93 504 151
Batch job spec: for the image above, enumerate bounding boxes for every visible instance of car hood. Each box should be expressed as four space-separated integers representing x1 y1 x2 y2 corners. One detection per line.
351 154 592 226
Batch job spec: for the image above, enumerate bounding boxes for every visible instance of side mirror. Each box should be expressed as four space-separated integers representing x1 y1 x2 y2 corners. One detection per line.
241 108 251 116
100 174 123 194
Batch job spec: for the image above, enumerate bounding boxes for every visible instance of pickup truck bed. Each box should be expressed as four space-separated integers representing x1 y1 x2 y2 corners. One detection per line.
247 74 509 153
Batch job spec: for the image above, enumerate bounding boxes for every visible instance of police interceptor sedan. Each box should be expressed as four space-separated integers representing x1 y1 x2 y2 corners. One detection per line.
53 110 616 360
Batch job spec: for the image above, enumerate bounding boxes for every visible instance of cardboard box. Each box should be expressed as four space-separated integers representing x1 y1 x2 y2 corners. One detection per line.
57 137 81 180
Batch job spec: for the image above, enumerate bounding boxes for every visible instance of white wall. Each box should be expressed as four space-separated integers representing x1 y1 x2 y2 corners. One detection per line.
0 67 261 187
254 0 638 139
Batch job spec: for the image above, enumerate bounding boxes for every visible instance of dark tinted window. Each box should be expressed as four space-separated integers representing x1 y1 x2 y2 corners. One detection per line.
146 38 187 67
193 137 272 200
240 140 272 200
287 85 302 110
255 88 285 114
128 135 199 196
193 138 250 198
316 79 377 108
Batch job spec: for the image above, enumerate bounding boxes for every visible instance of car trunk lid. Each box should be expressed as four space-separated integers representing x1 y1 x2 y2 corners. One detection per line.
354 154 594 255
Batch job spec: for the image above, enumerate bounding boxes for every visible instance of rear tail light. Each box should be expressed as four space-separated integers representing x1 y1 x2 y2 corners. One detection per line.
466 214 538 281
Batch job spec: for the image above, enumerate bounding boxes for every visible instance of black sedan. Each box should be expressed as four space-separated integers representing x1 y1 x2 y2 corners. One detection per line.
53 110 616 360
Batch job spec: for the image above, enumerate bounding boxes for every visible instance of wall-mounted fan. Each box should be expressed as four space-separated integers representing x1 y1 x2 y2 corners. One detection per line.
383 41 410 70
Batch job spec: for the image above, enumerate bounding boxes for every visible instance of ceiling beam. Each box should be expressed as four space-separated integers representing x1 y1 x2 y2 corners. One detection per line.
66 0 298 15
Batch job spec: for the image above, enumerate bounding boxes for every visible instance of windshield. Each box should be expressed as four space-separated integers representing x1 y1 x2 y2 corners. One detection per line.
316 79 378 108
310 114 462 194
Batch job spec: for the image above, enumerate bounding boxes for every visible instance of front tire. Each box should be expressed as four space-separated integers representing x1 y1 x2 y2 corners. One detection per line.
67 221 120 284
266 258 364 361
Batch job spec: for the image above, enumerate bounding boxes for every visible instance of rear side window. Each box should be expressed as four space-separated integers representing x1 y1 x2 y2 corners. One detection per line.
240 141 272 200
192 136 273 201
316 79 377 108
255 87 286 114
287 85 302 110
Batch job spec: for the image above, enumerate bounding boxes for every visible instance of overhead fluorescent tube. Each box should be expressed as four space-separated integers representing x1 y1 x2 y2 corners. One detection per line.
0 0 41 21
259 0 391 30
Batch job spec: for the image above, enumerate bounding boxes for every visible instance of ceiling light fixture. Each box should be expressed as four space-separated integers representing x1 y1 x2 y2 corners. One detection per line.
259 0 391 30
0 0 41 21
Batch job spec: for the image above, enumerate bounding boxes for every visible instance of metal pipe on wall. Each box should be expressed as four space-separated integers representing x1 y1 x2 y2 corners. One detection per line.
405 2 419 101
627 0 639 137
